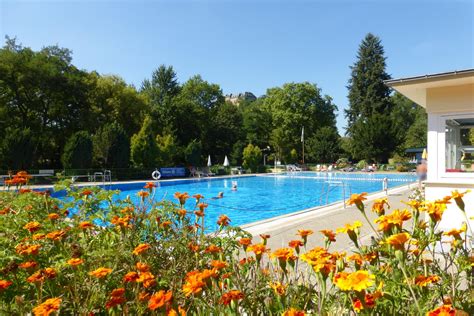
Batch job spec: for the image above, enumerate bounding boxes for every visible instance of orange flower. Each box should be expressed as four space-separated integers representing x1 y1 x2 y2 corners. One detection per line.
424 202 446 223
333 270 375 292
193 194 204 202
46 230 66 241
174 192 190 205
144 182 157 190
372 198 389 215
210 260 228 270
110 288 125 297
188 242 199 252
220 290 244 305
247 243 268 256
24 221 41 233
136 262 150 272
347 192 368 211
451 189 470 211
79 221 94 229
282 308 306 316
138 291 151 301
182 272 206 296
297 229 313 237
269 281 287 296
414 275 440 287
138 190 149 199
67 258 84 266
111 215 132 228
137 271 156 288
320 229 336 242
27 268 56 283
89 267 113 278
133 243 151 255
16 244 41 256
238 238 252 248
105 296 126 309
198 203 208 212
443 223 467 239
426 304 456 316
194 210 205 217
271 248 296 262
300 247 336 277
160 221 172 229
47 213 60 220
0 279 13 291
81 189 93 196
32 297 61 316
204 245 222 254
336 221 362 234
19 261 38 269
288 240 304 249
347 254 364 266
123 271 139 283
260 234 271 240
385 232 410 250
217 214 230 226
148 290 173 310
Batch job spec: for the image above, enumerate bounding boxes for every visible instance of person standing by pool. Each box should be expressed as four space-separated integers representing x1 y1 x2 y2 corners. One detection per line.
416 160 427 188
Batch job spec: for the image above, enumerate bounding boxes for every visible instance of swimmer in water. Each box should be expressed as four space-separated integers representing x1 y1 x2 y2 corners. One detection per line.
211 192 224 200
231 181 238 191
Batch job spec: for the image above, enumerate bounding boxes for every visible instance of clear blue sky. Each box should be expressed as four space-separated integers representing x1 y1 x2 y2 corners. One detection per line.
1 0 473 132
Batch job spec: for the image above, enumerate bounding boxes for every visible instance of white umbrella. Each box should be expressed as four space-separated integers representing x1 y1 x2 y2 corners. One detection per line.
207 155 212 167
223 155 230 167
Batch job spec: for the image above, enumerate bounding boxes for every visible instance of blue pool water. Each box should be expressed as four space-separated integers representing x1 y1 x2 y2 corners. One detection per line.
54 172 416 231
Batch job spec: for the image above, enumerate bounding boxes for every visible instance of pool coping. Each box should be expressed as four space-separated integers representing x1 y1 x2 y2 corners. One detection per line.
239 181 415 235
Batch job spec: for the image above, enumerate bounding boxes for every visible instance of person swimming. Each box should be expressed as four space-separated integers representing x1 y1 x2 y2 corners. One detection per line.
231 181 238 191
211 192 224 199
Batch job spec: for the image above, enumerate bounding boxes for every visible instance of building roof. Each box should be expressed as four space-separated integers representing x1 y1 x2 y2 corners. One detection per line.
384 68 474 108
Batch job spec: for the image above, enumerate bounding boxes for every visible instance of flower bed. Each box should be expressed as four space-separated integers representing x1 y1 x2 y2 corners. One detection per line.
0 174 473 315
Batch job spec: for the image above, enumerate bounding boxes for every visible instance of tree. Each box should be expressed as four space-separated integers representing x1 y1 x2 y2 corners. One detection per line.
184 140 202 167
62 131 93 169
263 82 338 161
93 123 130 168
242 98 272 149
242 144 262 172
307 126 341 163
0 128 35 169
345 33 394 162
156 134 178 167
404 109 427 149
130 117 159 168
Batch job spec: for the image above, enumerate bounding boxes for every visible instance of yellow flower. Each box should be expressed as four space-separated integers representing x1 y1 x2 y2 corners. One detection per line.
333 270 375 292
414 275 440 287
385 232 410 250
133 243 151 255
372 198 389 215
443 223 467 239
282 308 306 316
347 192 368 211
269 281 287 296
423 202 446 223
336 221 362 234
451 189 470 211
32 297 61 316
89 267 113 278
426 304 456 316
271 248 296 262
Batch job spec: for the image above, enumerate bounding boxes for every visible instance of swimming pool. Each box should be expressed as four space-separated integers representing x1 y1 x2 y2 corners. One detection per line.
54 172 416 231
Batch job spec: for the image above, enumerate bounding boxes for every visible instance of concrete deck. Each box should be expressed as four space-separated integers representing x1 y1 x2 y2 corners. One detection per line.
242 184 415 252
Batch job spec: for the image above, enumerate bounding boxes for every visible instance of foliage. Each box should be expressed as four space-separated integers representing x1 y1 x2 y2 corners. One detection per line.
156 134 178 167
93 123 130 168
130 117 159 168
335 158 350 169
307 126 341 163
355 159 367 170
0 127 35 170
0 176 473 315
345 33 395 163
184 140 202 167
61 131 93 169
242 144 262 172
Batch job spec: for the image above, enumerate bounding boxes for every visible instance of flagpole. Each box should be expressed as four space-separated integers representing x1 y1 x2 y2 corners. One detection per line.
301 126 305 164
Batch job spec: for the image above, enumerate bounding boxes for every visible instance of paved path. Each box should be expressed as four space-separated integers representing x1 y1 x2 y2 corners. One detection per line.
243 185 414 253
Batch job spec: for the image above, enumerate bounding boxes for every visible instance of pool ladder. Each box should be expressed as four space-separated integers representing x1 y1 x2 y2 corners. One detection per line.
319 180 351 208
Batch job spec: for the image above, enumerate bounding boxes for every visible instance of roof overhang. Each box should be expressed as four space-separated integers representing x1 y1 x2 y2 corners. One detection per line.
385 69 474 108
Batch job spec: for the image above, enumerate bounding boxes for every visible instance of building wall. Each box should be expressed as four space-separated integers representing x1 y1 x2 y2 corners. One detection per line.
425 83 474 231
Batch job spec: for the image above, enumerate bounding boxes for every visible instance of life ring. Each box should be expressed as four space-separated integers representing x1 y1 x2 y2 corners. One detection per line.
151 170 161 180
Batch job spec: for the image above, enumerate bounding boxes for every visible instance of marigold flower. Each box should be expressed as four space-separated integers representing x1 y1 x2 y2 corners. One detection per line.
238 238 252 248
111 215 132 228
79 221 94 229
32 297 61 316
136 262 150 272
47 213 60 220
16 244 41 256
333 270 375 292
204 245 222 254
288 240 304 249
217 214 231 226
138 291 151 301
133 243 151 255
347 254 364 266
19 261 38 269
123 271 139 283
144 182 157 190
297 229 313 237
137 190 149 199
193 194 204 202
110 287 125 297
423 202 446 223
24 221 41 233
443 223 467 239
385 232 410 250
320 229 336 242
188 242 199 252
210 260 228 270
174 192 190 205
260 234 271 240
89 267 113 278
198 202 208 212
137 271 156 288
414 275 440 287
426 304 456 316
194 210 204 217
220 290 244 305
105 296 126 309
247 243 268 256
81 189 93 196
451 189 470 211
182 273 206 296
347 192 368 211
269 281 287 296
282 308 306 316
67 258 84 266
271 248 296 262
300 247 336 277
372 198 389 215
0 279 13 291
46 230 66 241
148 290 173 310
27 268 56 283
336 221 362 234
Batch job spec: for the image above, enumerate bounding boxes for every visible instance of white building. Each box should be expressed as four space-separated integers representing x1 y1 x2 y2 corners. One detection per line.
386 69 474 231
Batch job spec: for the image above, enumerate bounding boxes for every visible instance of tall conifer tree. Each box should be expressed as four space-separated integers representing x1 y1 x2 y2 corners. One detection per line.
345 33 395 162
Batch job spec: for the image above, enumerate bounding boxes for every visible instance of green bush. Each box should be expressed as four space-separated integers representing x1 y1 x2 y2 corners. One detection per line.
62 131 93 169
335 158 349 169
0 127 35 170
355 159 367 170
242 144 262 173
184 139 202 167
93 123 130 168
130 117 158 168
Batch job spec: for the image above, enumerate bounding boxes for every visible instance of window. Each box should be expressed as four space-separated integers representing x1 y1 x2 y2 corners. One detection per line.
445 118 474 173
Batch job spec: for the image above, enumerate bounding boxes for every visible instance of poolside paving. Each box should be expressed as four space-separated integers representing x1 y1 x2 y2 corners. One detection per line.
244 186 414 253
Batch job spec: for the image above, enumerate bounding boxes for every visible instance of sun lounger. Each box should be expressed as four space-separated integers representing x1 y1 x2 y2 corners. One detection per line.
202 167 215 177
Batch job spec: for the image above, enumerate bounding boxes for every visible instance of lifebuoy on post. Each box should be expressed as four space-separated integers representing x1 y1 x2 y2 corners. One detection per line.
152 169 161 180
